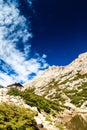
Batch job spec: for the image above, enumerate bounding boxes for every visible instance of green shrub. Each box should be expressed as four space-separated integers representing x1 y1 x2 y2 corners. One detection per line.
0 103 38 130
7 87 20 96
8 87 62 113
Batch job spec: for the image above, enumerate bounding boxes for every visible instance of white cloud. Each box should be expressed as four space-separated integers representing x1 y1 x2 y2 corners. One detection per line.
42 54 47 58
0 0 49 86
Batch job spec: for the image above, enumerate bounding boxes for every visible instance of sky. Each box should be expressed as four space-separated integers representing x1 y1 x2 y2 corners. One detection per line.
30 0 87 65
0 0 87 86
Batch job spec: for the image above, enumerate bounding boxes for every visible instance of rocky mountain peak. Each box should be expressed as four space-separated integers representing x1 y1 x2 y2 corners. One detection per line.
78 52 87 59
67 52 87 74
24 52 87 107
70 52 87 65
24 52 87 89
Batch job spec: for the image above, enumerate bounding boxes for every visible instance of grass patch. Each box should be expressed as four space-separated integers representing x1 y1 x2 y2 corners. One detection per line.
55 123 64 130
70 82 87 106
70 73 87 82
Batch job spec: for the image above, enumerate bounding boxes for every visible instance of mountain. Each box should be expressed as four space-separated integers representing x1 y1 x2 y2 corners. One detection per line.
24 52 87 87
24 52 87 108
1 52 87 130
23 52 87 129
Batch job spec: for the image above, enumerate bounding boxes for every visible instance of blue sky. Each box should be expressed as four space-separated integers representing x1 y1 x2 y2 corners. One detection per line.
30 0 87 66
0 0 87 86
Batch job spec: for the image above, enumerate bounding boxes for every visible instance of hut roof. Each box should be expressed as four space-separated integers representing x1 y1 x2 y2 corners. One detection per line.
7 83 23 88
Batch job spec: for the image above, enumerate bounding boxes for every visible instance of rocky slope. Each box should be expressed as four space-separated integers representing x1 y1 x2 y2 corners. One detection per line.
0 87 60 130
24 52 87 109
1 52 87 130
23 52 87 129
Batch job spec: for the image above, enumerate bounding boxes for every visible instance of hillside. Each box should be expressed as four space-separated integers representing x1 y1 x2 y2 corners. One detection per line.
0 52 87 130
0 87 61 130
24 52 87 108
23 52 87 130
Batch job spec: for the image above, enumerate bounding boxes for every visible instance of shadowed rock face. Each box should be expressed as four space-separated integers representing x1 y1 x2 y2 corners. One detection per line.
37 124 47 130
67 115 87 130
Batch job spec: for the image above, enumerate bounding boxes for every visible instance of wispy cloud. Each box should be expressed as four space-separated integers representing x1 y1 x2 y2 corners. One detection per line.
0 0 48 86
27 0 32 6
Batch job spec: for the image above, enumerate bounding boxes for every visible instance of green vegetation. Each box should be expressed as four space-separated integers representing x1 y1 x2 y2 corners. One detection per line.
71 88 87 107
8 87 62 113
58 79 69 85
0 103 38 130
45 115 52 121
69 73 87 82
63 82 87 107
51 92 65 105
55 123 64 130
71 96 84 107
78 82 87 90
64 89 78 99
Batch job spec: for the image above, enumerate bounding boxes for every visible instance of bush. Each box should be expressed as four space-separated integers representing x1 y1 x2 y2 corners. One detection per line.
8 87 62 113
7 87 20 96
0 103 38 130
